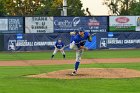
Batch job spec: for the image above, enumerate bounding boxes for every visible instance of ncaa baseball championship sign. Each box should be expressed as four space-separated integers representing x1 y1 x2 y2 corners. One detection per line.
97 32 140 49
25 17 54 33
4 33 71 51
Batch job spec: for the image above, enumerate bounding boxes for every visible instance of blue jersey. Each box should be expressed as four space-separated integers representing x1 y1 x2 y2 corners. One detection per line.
73 32 90 48
55 42 64 49
70 35 76 43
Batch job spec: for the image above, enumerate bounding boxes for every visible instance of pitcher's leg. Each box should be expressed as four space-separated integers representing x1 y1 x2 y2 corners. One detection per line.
72 49 83 75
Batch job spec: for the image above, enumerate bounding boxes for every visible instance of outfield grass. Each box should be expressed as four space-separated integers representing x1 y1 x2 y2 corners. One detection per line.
0 63 140 93
0 49 140 93
0 49 140 61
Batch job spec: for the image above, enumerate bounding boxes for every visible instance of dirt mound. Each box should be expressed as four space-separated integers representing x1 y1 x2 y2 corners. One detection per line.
27 68 140 79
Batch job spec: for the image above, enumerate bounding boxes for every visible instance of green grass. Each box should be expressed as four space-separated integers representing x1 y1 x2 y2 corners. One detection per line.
1 49 140 93
0 63 140 93
1 49 140 61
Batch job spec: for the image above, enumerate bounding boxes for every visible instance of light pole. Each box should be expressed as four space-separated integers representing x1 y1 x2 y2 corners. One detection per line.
63 0 67 16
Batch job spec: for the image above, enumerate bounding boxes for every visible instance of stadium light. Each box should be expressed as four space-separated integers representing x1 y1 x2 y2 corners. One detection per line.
63 0 67 16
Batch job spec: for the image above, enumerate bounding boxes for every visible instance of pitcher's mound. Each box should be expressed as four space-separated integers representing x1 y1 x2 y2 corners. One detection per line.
28 68 140 79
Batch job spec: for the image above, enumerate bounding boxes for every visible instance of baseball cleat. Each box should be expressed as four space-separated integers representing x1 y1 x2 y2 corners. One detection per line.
71 71 77 76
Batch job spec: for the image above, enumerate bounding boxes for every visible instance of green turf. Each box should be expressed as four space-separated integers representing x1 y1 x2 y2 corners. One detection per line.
0 63 140 93
1 49 140 93
0 49 140 61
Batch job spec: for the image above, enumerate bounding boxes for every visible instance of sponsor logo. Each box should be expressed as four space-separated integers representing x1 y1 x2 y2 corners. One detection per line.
88 17 100 31
100 38 107 48
73 17 80 27
54 17 80 28
108 32 114 38
115 17 129 23
9 19 22 30
0 19 8 30
88 17 100 26
16 34 23 40
8 40 16 50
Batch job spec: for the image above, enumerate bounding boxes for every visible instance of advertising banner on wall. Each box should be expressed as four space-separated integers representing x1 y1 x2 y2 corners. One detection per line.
136 16 140 31
97 32 140 49
25 17 54 33
85 35 96 49
54 16 108 33
4 33 71 51
109 16 136 31
0 17 23 33
4 33 97 51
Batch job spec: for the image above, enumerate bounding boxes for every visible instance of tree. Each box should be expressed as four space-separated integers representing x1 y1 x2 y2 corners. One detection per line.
0 0 6 16
67 0 85 16
2 0 85 16
103 0 140 15
129 1 140 15
3 0 44 16
35 0 85 16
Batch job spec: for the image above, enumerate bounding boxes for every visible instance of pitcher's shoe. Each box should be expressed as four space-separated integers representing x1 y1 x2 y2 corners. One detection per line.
71 71 77 76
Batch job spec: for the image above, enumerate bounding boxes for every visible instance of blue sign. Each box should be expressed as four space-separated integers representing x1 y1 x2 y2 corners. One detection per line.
16 34 23 40
108 32 114 38
54 16 108 33
85 36 96 49
4 33 97 51
0 17 23 33
4 33 71 51
97 32 140 49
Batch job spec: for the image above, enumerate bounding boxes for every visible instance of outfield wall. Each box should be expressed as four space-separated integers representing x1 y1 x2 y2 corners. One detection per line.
0 16 140 51
0 35 4 51
0 16 140 34
3 32 140 51
0 16 109 34
3 33 96 51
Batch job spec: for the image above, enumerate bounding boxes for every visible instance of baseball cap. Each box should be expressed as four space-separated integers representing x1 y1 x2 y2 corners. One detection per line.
79 27 85 32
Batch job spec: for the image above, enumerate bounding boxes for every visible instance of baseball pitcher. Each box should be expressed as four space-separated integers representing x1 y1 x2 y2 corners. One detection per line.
51 38 66 59
70 28 92 75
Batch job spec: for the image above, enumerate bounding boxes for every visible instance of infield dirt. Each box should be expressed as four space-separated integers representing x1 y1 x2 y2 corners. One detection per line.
1 58 140 79
0 58 140 66
27 68 140 79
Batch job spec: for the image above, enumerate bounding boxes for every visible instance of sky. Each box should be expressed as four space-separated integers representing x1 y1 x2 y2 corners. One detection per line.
80 0 109 15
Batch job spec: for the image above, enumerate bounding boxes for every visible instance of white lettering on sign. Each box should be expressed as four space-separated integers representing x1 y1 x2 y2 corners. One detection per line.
9 19 21 30
54 17 80 28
